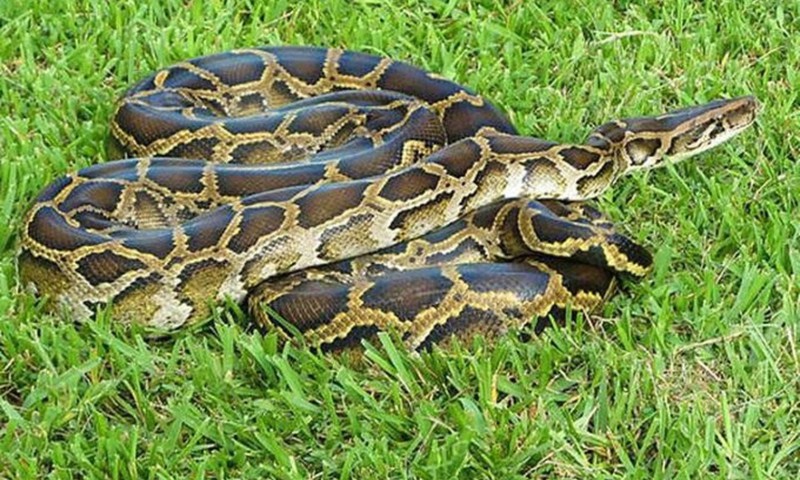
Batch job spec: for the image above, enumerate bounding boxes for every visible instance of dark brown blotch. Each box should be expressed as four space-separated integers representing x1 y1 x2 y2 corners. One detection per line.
161 137 221 162
114 102 209 147
190 51 266 85
606 232 653 273
590 121 627 143
215 163 326 197
456 263 550 297
377 61 459 104
135 90 195 109
79 159 140 181
534 256 613 297
224 113 286 135
28 206 106 251
252 278 352 333
530 212 595 244
625 114 688 133
59 181 125 213
184 205 235 252
161 66 217 91
361 267 453 322
559 146 602 169
469 200 509 230
72 210 114 230
573 204 607 223
432 139 482 177
421 219 469 244
335 138 407 179
378 168 440 202
117 229 176 260
295 182 369 229
125 74 158 96
146 161 206 193
363 105 408 131
33 175 72 203
268 79 303 106
387 106 447 144
75 250 146 285
442 100 516 140
273 47 328 85
289 105 356 134
336 49 384 78
486 135 557 154
417 305 504 351
567 241 647 274
226 205 286 254
321 325 381 353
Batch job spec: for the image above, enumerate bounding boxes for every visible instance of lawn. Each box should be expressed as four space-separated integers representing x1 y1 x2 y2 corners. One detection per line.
1 0 798 478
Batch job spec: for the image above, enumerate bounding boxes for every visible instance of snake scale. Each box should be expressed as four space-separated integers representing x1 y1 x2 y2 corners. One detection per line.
18 46 758 351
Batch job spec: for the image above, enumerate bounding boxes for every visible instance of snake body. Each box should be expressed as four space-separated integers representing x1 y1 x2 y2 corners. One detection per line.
19 47 758 350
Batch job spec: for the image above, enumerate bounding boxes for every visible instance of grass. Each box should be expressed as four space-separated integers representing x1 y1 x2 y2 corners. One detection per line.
0 0 798 477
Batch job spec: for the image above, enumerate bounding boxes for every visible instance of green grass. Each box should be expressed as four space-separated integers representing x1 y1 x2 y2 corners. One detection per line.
1 0 798 477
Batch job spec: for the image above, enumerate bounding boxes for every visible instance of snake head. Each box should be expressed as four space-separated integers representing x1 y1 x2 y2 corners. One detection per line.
588 95 760 173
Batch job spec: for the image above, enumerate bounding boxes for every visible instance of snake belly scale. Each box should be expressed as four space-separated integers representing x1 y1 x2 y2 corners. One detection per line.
18 46 758 351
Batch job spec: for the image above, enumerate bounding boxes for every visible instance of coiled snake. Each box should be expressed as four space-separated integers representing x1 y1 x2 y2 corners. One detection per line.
19 47 758 351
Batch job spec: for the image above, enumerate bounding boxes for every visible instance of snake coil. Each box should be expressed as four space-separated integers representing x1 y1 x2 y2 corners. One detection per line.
19 47 758 351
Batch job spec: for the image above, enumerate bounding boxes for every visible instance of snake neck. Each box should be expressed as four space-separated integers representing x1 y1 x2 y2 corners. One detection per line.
429 134 625 205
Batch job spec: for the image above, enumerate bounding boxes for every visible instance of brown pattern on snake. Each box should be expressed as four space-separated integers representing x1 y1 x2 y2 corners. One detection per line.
18 46 758 350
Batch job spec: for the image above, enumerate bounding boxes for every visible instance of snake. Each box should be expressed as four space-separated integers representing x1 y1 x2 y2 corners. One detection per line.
17 46 759 351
